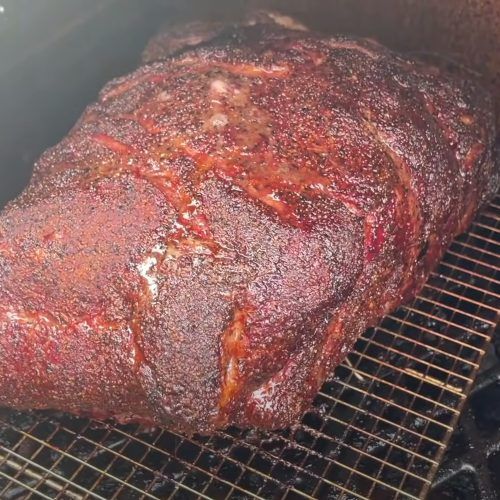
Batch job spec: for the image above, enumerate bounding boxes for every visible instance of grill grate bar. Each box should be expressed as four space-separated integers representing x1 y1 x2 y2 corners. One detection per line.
323 411 439 465
445 248 500 273
216 420 431 499
70 429 216 500
228 420 424 500
350 348 468 397
0 470 55 500
326 455 421 500
487 202 500 210
467 228 500 245
423 283 499 313
3 426 162 500
236 421 430 500
309 477 370 500
457 235 500 257
430 271 500 300
15 421 72 497
0 423 57 499
317 390 445 447
54 420 128 500
386 314 485 354
219 416 432 500
471 222 499 233
108 426 280 499
328 379 453 431
483 210 500 221
302 424 431 484
374 325 480 367
355 336 473 381
403 299 496 331
0 448 97 500
199 432 314 500
437 259 500 286
215 420 430 499
401 304 493 338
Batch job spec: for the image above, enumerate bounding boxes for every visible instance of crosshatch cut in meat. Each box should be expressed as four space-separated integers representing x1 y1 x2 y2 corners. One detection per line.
0 12 497 433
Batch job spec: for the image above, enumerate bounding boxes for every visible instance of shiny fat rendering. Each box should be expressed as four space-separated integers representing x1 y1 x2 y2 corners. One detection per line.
0 14 497 433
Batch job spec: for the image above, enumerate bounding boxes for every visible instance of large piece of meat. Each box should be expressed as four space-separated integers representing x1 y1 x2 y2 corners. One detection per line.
0 14 497 433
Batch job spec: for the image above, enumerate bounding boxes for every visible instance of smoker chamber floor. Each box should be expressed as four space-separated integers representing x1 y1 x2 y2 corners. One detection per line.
0 196 498 500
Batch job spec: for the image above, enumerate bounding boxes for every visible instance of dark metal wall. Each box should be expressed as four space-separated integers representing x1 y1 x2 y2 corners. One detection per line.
0 0 167 206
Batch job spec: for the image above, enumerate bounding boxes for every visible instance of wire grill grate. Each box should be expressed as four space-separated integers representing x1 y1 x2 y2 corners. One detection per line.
0 196 499 500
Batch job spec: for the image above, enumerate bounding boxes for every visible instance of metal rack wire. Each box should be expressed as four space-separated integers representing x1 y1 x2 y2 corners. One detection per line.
0 196 498 500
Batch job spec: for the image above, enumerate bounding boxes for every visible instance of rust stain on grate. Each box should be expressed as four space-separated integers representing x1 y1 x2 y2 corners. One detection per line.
0 196 499 500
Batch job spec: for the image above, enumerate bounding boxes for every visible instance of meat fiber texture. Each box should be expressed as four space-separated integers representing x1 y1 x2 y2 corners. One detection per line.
0 12 497 434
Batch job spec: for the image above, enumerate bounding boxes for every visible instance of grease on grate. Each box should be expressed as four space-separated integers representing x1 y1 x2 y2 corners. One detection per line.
0 196 499 500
